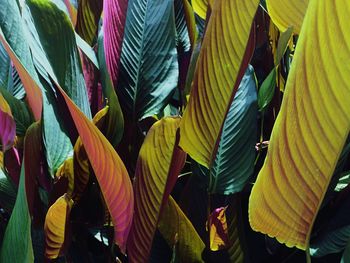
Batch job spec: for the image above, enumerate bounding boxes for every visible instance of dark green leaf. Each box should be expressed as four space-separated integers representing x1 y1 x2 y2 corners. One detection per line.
257 67 276 111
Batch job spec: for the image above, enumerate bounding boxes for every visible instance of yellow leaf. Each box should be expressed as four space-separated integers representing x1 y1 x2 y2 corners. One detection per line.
180 0 259 168
266 0 309 34
249 0 350 250
127 117 186 262
208 207 229 251
44 194 73 259
158 197 205 262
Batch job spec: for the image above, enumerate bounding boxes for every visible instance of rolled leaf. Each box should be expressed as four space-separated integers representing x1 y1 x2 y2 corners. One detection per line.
127 117 186 262
0 92 16 151
158 196 205 262
44 194 73 259
179 0 259 168
55 84 134 253
266 0 309 34
119 0 178 120
249 0 350 250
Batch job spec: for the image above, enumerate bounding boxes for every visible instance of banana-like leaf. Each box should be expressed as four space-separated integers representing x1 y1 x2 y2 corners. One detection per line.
227 198 244 262
0 91 16 151
55 84 134 253
56 157 74 196
44 194 73 259
179 0 197 50
27 0 91 119
76 0 103 45
158 196 205 262
0 168 16 212
208 207 229 251
192 0 211 19
266 0 309 34
179 0 259 168
0 88 33 136
103 0 128 89
209 66 257 194
0 42 10 89
119 0 178 121
7 66 26 100
0 130 35 262
249 0 350 250
127 117 186 262
174 0 191 52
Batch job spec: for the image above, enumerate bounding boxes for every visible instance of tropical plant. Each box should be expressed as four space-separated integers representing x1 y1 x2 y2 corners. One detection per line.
0 0 349 262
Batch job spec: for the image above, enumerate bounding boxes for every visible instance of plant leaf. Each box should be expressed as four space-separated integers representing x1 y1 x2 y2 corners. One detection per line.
119 0 178 121
0 135 34 262
257 67 276 112
209 66 257 194
179 0 259 168
192 0 210 19
158 196 205 262
103 0 128 90
275 26 294 65
127 117 186 262
54 84 134 253
208 207 229 251
266 0 309 34
0 91 16 151
0 88 33 136
0 166 16 212
249 0 350 250
27 0 92 119
44 194 73 259
0 42 10 89
75 0 103 45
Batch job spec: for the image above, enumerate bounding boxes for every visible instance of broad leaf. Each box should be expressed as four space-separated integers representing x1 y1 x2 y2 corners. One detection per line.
0 42 10 89
103 0 128 90
208 207 229 251
119 0 178 120
266 0 309 34
209 66 257 194
179 0 259 168
192 0 210 19
55 84 134 252
75 0 103 45
158 196 205 262
0 166 16 212
27 0 91 119
174 0 191 53
127 117 186 262
44 194 73 259
249 0 350 250
0 91 16 151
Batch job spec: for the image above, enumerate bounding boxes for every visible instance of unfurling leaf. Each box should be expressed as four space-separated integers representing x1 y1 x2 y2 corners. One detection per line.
179 0 259 168
127 117 186 262
249 0 350 250
44 194 73 259
208 207 229 251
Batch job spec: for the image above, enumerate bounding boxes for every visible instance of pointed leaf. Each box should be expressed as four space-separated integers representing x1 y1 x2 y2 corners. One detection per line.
55 84 134 253
0 42 10 89
119 0 178 120
266 0 309 34
257 67 276 111
209 66 257 194
180 0 259 168
249 0 350 250
127 117 186 262
0 125 36 262
158 197 205 262
44 194 73 259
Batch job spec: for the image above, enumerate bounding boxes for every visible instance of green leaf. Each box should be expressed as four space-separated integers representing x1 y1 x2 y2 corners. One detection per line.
275 26 293 65
342 241 350 263
257 67 276 111
174 0 191 52
0 88 33 136
0 168 16 212
0 42 10 89
335 172 350 192
209 65 257 194
27 0 92 119
119 0 179 121
75 33 99 69
0 162 34 262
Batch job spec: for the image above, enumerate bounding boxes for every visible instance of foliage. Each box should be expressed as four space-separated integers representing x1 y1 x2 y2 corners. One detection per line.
0 0 349 262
